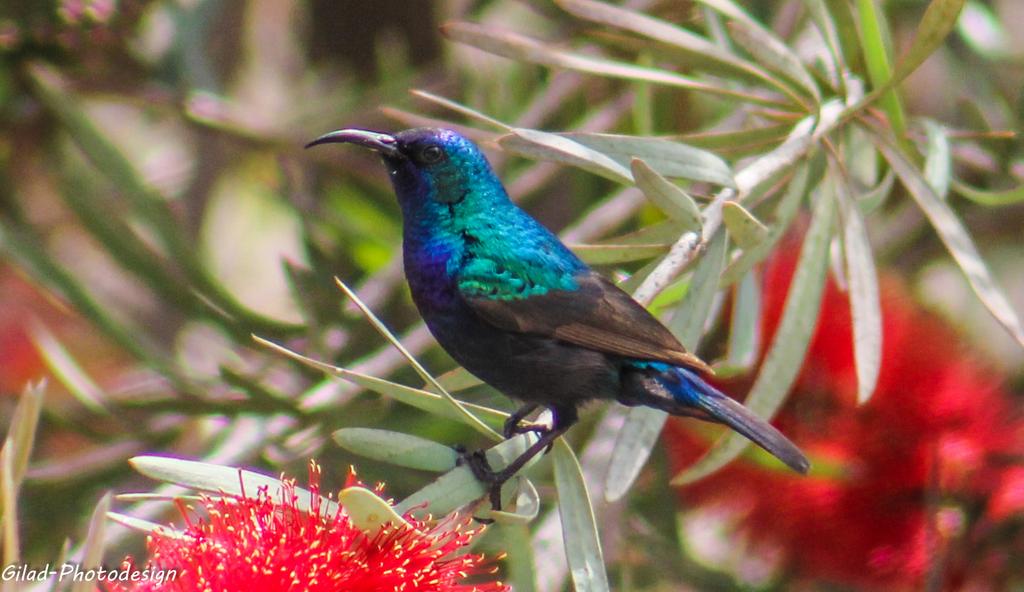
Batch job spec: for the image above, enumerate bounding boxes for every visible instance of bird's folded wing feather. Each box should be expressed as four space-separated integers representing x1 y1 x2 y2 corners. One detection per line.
460 269 712 374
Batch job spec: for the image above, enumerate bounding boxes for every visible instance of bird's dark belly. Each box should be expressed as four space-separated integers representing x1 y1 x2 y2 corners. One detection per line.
411 287 618 405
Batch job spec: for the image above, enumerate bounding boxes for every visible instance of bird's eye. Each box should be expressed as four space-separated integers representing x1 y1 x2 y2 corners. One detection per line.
419 145 444 164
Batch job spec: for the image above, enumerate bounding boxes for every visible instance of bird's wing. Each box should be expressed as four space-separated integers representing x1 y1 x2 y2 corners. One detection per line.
459 268 713 374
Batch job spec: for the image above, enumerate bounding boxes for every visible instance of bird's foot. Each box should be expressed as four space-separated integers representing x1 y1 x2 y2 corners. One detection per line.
454 446 506 510
503 419 550 440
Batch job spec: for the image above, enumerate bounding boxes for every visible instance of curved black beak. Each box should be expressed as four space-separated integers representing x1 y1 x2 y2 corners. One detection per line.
305 129 401 158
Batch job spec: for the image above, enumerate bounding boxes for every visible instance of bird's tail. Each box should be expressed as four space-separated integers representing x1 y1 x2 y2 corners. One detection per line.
623 364 810 474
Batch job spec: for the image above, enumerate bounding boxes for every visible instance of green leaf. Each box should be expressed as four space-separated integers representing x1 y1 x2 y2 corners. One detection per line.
30 323 107 413
409 89 511 131
562 133 736 187
726 19 820 104
631 159 702 232
803 0 848 90
605 233 726 501
490 478 541 524
500 523 538 592
922 119 952 200
500 129 632 184
675 187 834 484
395 434 539 517
429 366 484 393
952 180 1024 207
339 486 411 531
720 163 813 287
107 512 184 537
571 243 669 264
1 443 19 565
72 492 111 592
721 201 769 249
857 0 907 136
553 439 609 592
857 169 896 214
334 278 501 440
129 456 340 516
833 171 882 404
874 133 1024 349
254 336 507 427
333 428 459 472
554 0 807 106
441 22 787 107
720 269 762 374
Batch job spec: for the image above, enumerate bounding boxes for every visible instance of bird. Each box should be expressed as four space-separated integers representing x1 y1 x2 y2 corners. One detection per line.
307 127 809 506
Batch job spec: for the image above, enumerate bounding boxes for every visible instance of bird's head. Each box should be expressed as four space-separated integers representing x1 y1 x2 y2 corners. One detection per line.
307 127 505 217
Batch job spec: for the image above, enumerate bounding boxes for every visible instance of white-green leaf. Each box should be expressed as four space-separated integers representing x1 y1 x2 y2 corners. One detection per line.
874 133 1024 349
339 486 411 531
922 119 951 200
107 512 185 538
30 323 107 413
410 89 511 131
720 163 812 287
72 492 111 592
726 20 820 104
129 456 340 516
333 428 459 472
834 171 882 404
721 201 769 249
395 434 539 517
605 234 726 501
254 337 507 428
441 22 784 107
562 133 735 187
630 159 702 232
571 243 669 265
553 439 609 592
554 0 806 105
500 129 632 184
951 180 1024 207
857 169 896 214
721 269 762 374
674 189 834 484
490 478 541 524
334 278 501 440
1 443 19 565
428 366 484 393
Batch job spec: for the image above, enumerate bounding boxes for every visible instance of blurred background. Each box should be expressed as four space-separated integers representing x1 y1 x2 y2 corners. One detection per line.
0 0 1022 590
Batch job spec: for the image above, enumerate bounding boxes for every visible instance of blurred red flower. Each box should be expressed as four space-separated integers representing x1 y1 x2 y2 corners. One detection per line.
665 244 1024 591
117 464 507 592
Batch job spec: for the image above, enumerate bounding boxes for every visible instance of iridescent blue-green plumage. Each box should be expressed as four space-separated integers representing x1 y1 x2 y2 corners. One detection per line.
308 127 809 497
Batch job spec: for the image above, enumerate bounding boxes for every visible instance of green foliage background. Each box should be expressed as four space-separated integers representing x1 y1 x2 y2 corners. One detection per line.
0 0 1022 590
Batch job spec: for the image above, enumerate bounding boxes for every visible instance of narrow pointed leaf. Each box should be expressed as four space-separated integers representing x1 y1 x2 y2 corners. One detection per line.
30 323 107 413
410 89 511 131
335 278 501 440
254 336 507 427
631 159 702 231
874 133 1024 349
562 133 735 187
553 439 610 592
951 181 1024 206
600 220 688 246
129 456 340 516
923 120 951 199
441 22 786 107
429 366 484 393
606 234 726 501
555 0 806 105
675 189 834 484
72 492 111 592
834 172 882 404
726 20 820 103
333 428 458 472
721 270 762 374
721 202 769 249
857 169 896 213
500 129 632 184
1 444 19 565
571 243 669 264
107 512 184 537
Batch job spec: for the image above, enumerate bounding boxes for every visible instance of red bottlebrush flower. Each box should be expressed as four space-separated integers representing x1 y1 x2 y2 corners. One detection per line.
117 463 507 592
664 242 1024 591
